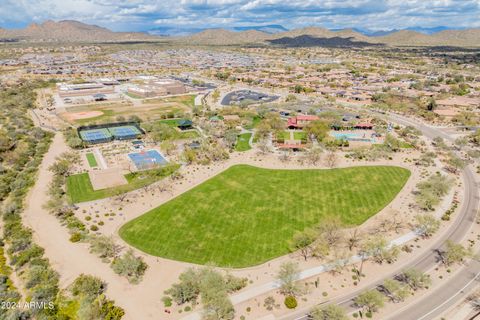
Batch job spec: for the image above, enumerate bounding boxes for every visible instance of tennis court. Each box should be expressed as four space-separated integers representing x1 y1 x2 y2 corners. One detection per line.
109 125 143 140
128 150 168 170
79 128 113 144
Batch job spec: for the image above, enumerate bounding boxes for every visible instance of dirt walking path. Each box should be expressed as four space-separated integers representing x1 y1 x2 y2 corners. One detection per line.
22 133 171 320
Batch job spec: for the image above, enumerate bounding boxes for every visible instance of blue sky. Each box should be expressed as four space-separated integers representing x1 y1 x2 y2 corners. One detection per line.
1 0 479 32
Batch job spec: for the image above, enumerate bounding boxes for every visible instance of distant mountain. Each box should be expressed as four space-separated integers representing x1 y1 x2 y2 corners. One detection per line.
1 20 479 47
178 28 271 45
175 26 480 47
332 26 463 37
0 20 158 42
148 26 206 36
232 25 288 34
405 26 467 35
149 24 288 36
376 29 480 46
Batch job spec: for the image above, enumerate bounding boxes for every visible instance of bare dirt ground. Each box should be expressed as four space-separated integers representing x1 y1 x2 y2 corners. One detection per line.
89 168 128 190
64 110 103 121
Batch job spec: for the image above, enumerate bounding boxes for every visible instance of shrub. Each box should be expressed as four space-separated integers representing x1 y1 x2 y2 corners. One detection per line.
69 233 83 243
71 274 105 298
284 296 297 309
111 249 148 284
90 225 99 231
162 296 172 307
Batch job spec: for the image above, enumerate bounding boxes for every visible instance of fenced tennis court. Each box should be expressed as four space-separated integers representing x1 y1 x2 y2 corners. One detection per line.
78 122 144 144
79 128 113 144
109 125 143 140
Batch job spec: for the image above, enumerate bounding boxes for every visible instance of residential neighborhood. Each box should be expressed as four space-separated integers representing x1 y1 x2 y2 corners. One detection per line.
0 3 480 320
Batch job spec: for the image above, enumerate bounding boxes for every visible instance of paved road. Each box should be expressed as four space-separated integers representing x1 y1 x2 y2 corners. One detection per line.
280 113 480 320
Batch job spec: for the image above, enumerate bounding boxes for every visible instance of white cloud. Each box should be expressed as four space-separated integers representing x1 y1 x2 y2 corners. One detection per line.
0 0 479 31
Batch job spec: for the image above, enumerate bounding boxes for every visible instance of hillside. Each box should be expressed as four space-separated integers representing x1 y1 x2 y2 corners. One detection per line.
1 20 479 47
179 28 271 45
0 20 158 42
375 29 480 46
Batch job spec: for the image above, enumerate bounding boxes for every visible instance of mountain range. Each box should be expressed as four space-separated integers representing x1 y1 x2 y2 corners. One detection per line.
1 20 479 47
178 26 480 47
148 24 288 36
0 20 156 42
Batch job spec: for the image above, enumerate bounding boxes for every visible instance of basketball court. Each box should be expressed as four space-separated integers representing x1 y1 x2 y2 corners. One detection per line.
128 150 168 170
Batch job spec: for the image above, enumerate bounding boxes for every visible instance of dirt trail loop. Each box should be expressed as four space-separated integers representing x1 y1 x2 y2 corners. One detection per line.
22 133 167 320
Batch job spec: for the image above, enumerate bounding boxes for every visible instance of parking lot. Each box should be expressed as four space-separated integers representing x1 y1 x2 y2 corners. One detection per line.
221 90 279 106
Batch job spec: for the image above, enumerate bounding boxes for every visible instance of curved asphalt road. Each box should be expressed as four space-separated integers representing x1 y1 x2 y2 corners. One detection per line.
281 113 480 320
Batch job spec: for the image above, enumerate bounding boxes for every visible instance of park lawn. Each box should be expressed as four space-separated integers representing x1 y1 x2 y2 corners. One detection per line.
277 131 306 141
178 130 199 140
159 119 183 127
143 95 196 108
235 133 252 152
120 165 410 268
244 116 262 130
400 141 414 148
293 131 307 140
124 92 143 99
66 164 179 203
85 153 98 167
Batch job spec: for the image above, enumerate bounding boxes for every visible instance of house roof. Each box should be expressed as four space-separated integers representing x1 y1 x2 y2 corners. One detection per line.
355 122 373 128
178 119 193 126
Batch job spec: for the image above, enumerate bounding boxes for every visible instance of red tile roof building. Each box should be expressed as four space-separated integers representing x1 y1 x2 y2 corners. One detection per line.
287 115 320 128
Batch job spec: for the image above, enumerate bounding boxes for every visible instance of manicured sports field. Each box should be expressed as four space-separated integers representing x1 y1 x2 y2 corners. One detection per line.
119 165 410 267
85 153 98 167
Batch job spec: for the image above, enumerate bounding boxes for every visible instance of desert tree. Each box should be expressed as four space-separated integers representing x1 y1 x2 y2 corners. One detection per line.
289 229 316 261
111 249 148 284
317 216 344 247
310 304 348 320
438 240 472 266
361 235 400 265
88 235 120 262
276 261 301 297
263 296 276 311
324 152 338 168
354 289 385 314
304 147 323 165
346 228 362 251
399 268 431 291
305 120 330 142
381 279 411 303
445 152 467 174
311 236 330 260
414 214 440 238
256 138 271 154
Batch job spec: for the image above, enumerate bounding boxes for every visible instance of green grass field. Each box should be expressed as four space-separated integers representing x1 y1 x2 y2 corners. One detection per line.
66 164 179 203
85 153 98 167
235 133 252 151
278 131 307 141
119 165 410 267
